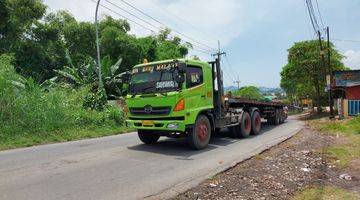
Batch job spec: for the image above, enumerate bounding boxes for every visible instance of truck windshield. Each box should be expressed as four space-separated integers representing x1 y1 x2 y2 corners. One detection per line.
129 65 180 95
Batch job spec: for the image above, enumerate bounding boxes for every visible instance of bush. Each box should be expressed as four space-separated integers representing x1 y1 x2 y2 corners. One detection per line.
83 88 108 111
0 55 124 137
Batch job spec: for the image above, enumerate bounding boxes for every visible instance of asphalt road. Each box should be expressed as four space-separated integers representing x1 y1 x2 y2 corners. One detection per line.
0 117 303 200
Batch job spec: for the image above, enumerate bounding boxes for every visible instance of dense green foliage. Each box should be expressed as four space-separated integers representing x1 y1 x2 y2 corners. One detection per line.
280 40 346 107
0 54 126 149
0 0 190 83
234 86 263 100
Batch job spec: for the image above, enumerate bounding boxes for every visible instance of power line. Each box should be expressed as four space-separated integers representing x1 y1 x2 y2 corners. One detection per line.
314 0 325 28
105 0 214 53
309 0 320 29
220 59 235 86
224 54 238 81
332 38 360 43
151 3 219 45
91 0 213 54
90 0 157 33
305 0 320 33
109 0 217 52
191 48 214 55
306 1 317 33
106 0 165 33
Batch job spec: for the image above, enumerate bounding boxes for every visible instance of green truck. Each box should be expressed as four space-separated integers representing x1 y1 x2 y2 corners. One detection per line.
123 58 287 150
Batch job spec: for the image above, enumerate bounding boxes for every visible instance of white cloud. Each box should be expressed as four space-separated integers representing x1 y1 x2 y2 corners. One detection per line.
343 50 360 69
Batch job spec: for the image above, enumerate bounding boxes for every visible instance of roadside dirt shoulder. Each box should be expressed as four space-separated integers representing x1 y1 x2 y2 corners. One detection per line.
174 126 359 200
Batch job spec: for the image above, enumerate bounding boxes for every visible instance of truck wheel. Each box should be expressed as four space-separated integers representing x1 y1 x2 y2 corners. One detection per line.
231 112 251 138
251 111 261 135
188 115 211 150
138 130 160 144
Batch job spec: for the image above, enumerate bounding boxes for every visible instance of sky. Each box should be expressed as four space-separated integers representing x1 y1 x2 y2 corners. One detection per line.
43 0 360 88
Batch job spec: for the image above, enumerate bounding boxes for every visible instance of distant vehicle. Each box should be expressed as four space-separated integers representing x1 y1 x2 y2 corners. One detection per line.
122 58 287 150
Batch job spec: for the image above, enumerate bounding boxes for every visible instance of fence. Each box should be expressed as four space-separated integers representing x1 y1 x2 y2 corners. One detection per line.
348 100 360 116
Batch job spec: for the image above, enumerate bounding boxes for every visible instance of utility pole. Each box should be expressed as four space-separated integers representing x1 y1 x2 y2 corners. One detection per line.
95 0 103 88
317 30 326 114
233 76 241 90
212 41 226 117
326 26 334 118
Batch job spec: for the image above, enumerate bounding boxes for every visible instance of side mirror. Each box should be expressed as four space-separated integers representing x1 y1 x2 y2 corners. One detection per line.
175 74 185 84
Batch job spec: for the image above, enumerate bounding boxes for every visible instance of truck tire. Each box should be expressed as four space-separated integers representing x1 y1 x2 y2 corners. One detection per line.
230 111 251 138
188 115 211 150
251 111 261 135
138 130 160 144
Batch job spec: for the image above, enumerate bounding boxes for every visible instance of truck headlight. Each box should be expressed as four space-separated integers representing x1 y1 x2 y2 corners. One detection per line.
167 123 179 129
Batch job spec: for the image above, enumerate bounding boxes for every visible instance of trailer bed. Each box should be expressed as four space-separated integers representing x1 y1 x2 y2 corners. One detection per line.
227 97 285 108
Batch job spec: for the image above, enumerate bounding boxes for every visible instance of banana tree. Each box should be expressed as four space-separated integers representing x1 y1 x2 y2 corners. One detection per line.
43 51 126 99
101 55 124 99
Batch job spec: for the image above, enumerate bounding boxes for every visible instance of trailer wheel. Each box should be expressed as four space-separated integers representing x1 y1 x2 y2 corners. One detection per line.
251 111 261 135
138 130 160 144
230 112 251 138
187 115 211 150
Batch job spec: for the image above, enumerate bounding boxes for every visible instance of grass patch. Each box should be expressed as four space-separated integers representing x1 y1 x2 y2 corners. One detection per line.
0 54 131 150
0 126 132 151
292 186 359 200
307 116 360 168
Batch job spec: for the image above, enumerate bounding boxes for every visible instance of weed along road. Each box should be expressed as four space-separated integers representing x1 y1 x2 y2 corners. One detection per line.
0 117 303 200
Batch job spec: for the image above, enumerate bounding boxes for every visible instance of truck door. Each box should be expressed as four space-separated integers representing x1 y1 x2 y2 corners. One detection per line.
185 65 206 113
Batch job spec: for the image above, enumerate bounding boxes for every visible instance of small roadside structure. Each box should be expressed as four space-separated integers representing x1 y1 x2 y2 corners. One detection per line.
331 70 360 117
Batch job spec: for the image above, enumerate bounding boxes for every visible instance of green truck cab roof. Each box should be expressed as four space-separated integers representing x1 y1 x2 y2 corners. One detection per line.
133 59 211 69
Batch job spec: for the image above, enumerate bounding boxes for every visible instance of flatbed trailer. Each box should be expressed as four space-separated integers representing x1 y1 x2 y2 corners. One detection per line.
228 97 287 123
124 57 287 150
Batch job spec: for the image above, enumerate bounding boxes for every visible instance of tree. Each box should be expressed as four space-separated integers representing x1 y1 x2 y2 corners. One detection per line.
234 86 263 100
1 1 191 86
0 0 46 53
280 40 346 111
155 28 191 60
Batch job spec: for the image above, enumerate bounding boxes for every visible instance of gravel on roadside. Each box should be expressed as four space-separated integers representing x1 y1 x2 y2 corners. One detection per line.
173 127 359 200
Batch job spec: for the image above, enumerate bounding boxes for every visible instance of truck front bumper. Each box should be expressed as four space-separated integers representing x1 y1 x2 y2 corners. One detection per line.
126 118 187 132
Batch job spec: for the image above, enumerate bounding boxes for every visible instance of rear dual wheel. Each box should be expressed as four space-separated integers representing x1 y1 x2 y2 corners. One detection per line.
267 109 282 125
230 112 252 138
251 111 262 135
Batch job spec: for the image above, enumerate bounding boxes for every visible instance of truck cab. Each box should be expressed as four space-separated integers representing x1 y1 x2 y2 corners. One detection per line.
125 59 215 149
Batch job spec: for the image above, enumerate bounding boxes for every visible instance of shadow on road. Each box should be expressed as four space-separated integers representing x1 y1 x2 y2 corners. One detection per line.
127 122 284 158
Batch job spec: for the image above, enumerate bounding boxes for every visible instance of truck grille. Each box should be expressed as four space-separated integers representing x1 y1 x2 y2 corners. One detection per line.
130 106 171 116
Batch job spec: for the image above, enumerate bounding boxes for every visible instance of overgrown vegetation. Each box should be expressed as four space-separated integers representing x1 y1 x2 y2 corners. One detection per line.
307 116 360 168
0 54 128 150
